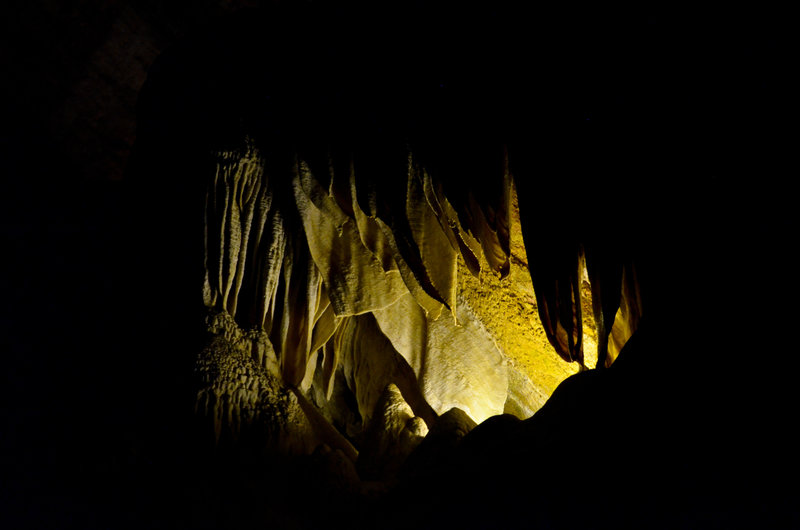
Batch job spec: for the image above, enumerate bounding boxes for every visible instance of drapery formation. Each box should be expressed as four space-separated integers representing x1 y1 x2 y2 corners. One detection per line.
201 137 642 429
201 140 514 424
510 144 645 370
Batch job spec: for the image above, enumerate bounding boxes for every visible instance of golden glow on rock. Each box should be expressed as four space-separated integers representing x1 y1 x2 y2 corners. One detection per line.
457 183 598 413
197 142 627 453
579 263 599 370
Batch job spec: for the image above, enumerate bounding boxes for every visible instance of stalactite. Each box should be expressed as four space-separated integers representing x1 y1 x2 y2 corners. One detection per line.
292 155 408 316
320 340 339 401
525 240 585 367
428 143 512 280
465 191 511 279
585 243 625 369
202 146 265 317
607 262 643 364
348 160 400 274
197 135 643 459
406 157 458 313
420 168 483 278
354 147 451 319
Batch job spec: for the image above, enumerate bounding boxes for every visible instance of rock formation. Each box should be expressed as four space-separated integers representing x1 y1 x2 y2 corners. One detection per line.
356 383 428 481
121 6 659 483
187 127 646 465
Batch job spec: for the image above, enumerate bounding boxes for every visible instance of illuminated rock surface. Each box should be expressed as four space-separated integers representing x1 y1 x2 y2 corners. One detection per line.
196 137 626 449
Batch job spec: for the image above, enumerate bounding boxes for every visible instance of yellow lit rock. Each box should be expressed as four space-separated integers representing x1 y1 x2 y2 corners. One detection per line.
456 182 598 415
196 141 624 464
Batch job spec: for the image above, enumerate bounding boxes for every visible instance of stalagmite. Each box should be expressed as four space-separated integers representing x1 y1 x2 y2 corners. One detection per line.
195 311 317 453
335 313 436 428
356 383 429 481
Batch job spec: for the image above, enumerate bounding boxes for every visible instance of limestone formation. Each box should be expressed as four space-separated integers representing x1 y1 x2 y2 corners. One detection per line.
356 384 428 481
372 292 508 424
195 310 317 454
333 313 436 429
193 135 644 473
398 407 478 483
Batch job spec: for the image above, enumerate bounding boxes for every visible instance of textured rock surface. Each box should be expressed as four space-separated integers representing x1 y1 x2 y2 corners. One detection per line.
372 292 509 424
334 313 435 429
456 183 599 413
195 311 318 454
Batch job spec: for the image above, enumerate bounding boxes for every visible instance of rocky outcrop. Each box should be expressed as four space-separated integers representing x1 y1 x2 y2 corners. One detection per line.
400 407 477 480
195 310 317 454
356 384 428 481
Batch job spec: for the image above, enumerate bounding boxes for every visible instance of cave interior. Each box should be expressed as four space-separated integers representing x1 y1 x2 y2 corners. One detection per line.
1 3 796 528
